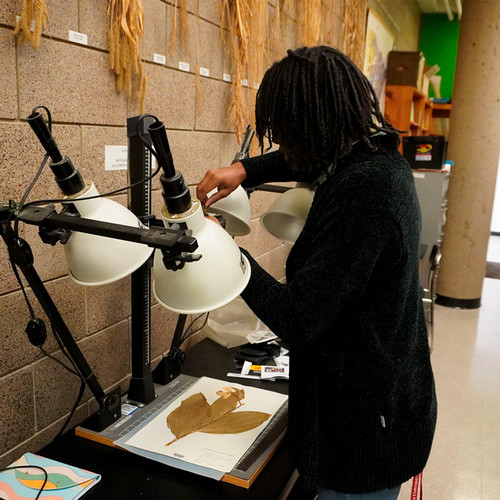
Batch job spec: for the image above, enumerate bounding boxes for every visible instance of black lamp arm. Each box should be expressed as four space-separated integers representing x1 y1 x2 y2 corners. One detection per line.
15 204 198 253
0 216 120 432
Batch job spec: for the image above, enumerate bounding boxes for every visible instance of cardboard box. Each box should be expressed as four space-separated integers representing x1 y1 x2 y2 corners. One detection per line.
387 51 425 88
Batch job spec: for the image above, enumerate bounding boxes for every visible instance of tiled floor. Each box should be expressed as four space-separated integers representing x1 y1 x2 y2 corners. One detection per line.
399 236 500 499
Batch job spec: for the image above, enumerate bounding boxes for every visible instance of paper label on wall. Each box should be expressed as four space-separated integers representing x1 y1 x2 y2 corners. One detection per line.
223 73 232 82
154 53 166 65
199 67 210 77
105 145 128 171
68 30 88 45
179 61 190 72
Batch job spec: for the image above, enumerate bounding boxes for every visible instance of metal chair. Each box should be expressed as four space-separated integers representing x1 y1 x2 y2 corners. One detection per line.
422 244 441 349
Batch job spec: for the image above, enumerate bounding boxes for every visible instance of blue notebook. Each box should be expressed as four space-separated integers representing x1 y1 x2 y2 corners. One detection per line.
0 452 101 499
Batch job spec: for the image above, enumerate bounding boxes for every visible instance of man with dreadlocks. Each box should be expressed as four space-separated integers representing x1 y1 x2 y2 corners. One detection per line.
197 46 437 499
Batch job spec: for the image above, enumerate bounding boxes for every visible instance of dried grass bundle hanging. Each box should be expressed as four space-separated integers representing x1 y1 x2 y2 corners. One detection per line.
270 0 293 56
247 0 268 88
219 0 253 142
13 0 49 49
193 0 203 114
296 0 321 47
342 0 368 69
108 0 146 110
320 0 340 47
169 0 190 57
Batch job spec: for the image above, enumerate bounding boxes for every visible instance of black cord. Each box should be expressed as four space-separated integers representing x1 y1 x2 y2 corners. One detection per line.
6 247 36 320
40 346 79 377
4 153 51 322
0 465 48 499
31 105 53 132
136 114 161 158
20 161 162 209
180 312 210 345
57 378 86 437
20 114 164 210
41 327 87 437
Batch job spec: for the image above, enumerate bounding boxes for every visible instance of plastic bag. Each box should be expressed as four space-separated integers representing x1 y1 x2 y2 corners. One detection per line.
203 297 277 348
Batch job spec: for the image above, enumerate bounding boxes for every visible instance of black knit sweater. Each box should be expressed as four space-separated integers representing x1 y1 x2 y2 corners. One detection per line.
240 134 437 493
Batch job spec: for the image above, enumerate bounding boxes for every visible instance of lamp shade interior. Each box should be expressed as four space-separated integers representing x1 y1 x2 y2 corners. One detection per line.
260 185 314 244
206 185 251 236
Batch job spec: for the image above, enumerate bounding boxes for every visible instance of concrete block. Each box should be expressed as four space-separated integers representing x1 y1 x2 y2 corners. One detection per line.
79 0 108 50
0 28 17 119
132 63 195 130
18 39 127 125
81 125 129 194
143 0 168 63
0 368 35 455
195 78 232 132
86 277 131 335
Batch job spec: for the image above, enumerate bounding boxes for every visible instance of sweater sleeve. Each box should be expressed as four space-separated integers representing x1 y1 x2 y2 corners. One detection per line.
240 206 403 347
240 150 313 187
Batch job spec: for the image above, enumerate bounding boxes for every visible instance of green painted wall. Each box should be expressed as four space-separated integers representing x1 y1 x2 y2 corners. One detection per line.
419 14 460 99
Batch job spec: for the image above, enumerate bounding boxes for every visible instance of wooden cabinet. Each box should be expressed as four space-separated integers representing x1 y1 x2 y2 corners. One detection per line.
384 85 451 151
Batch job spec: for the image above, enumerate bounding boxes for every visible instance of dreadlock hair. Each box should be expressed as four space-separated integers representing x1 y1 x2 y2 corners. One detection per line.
255 45 400 176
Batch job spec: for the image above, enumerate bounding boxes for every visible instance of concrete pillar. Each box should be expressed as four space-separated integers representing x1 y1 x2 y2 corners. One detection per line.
436 0 500 308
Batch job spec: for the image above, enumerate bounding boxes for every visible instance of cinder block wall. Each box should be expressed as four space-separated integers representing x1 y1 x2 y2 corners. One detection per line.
0 0 421 467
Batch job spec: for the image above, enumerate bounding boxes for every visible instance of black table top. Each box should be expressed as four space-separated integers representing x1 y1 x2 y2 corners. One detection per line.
37 339 296 499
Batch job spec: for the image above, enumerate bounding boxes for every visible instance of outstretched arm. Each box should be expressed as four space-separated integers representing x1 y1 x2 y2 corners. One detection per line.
196 162 247 207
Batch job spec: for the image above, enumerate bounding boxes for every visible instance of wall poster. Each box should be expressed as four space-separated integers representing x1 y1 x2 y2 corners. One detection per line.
363 9 395 115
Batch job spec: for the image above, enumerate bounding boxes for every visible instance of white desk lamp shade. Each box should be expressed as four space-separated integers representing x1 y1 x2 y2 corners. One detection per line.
63 183 154 286
260 184 314 244
153 199 251 314
206 185 251 236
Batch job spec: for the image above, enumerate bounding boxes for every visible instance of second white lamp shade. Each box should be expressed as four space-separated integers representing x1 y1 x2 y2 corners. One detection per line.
153 199 251 314
260 183 314 244
206 185 251 236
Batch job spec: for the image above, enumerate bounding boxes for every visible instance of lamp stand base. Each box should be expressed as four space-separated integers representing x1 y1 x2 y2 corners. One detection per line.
79 388 122 432
152 349 184 385
127 372 156 404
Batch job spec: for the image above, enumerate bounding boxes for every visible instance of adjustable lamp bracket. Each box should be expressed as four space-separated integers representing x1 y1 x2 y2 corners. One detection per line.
15 204 198 254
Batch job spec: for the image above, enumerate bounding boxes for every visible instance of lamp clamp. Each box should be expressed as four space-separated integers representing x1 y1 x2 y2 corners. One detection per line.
38 225 71 246
161 249 202 271
159 221 201 269
138 214 157 226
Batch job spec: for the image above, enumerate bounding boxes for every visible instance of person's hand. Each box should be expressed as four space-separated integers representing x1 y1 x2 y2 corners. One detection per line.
205 214 222 226
196 162 247 208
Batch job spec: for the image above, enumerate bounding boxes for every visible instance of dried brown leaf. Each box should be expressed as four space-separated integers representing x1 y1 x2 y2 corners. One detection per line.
210 389 244 420
166 392 212 441
200 411 271 435
165 387 271 446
